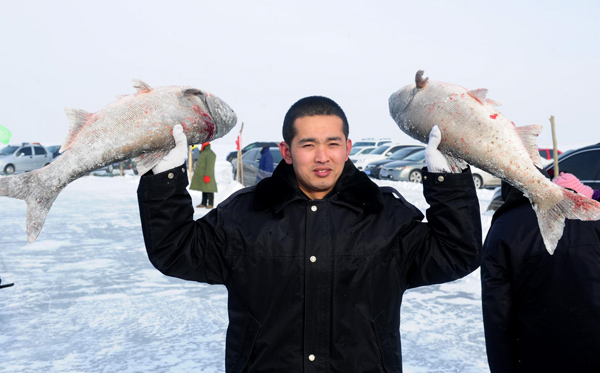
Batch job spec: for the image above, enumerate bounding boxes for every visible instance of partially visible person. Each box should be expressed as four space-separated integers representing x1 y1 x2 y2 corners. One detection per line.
481 177 600 372
553 171 600 201
190 142 217 208
256 145 274 183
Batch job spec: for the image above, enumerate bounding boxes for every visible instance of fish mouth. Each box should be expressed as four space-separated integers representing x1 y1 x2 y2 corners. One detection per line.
203 94 238 139
389 84 419 123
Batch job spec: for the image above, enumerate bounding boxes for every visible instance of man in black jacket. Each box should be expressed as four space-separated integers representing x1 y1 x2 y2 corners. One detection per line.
137 96 482 372
481 181 600 372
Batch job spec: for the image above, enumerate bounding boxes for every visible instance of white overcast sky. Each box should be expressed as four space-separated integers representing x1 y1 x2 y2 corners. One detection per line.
0 0 598 150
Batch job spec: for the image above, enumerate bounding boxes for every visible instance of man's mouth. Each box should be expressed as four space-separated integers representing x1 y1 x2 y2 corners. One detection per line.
314 168 332 177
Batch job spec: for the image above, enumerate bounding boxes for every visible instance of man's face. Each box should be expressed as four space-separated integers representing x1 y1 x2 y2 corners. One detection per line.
279 115 352 200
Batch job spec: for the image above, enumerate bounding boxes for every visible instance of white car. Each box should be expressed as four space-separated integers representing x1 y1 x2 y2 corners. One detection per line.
352 138 393 148
352 143 421 171
348 146 376 162
470 166 501 189
0 143 52 175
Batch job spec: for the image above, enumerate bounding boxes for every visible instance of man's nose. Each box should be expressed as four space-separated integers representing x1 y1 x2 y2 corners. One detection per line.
314 145 329 163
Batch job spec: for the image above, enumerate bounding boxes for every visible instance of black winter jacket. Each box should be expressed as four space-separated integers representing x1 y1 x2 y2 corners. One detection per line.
137 160 482 373
481 186 600 373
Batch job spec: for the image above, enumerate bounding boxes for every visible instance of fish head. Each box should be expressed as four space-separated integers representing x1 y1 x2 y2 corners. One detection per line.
179 88 237 143
388 83 418 126
203 92 238 139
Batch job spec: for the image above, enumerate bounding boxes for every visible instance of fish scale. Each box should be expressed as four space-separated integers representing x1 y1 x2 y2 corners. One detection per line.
389 71 600 254
0 79 237 243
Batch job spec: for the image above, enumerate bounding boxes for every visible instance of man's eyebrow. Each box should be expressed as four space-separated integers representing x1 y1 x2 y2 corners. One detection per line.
297 136 343 144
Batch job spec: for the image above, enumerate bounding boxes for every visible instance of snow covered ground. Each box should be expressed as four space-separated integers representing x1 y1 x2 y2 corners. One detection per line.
0 145 497 372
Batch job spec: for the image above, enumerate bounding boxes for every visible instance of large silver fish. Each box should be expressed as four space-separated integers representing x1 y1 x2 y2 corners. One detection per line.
0 80 237 243
389 71 600 254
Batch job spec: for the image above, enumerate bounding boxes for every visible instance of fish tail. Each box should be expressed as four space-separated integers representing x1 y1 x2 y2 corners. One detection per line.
533 188 600 255
0 169 63 243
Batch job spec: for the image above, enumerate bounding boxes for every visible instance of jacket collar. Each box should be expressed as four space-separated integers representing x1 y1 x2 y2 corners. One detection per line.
253 159 384 213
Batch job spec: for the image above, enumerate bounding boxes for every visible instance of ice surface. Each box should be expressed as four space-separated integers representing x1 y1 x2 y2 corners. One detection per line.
0 149 496 372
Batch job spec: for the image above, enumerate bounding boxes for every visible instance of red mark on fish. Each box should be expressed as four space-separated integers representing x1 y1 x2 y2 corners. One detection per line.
489 114 498 119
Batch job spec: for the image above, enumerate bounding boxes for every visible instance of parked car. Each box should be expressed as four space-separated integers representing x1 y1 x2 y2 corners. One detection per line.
232 146 283 186
487 142 600 211
352 143 421 171
0 143 52 175
379 149 426 182
348 146 376 160
544 143 600 189
538 147 562 165
226 141 279 164
378 149 499 188
471 166 501 189
46 145 62 159
352 138 393 148
364 145 424 179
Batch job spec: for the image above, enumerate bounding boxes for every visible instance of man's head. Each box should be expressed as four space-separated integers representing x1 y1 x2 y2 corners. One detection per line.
279 96 352 200
282 96 349 147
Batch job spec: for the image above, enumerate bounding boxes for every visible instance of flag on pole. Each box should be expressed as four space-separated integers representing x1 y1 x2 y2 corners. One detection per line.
0 125 11 144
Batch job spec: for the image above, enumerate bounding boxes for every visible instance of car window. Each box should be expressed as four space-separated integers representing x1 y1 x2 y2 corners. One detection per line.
390 147 421 160
18 147 32 156
0 146 18 155
370 145 390 155
538 149 548 158
353 141 376 147
270 149 283 163
403 149 425 161
243 148 260 161
34 146 47 155
549 149 600 181
360 148 375 155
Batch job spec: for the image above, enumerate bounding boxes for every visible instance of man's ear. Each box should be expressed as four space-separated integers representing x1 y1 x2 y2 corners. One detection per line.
279 141 293 164
345 138 352 161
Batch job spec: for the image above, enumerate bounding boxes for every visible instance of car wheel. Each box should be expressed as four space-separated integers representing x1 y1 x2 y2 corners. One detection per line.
408 170 422 183
473 175 483 189
4 164 15 175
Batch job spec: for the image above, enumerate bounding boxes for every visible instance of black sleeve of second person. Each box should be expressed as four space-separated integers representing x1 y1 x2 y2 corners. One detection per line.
137 164 228 285
399 168 482 288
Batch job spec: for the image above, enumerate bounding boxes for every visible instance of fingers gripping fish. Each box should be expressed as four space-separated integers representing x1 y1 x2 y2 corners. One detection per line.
389 71 600 254
0 80 237 243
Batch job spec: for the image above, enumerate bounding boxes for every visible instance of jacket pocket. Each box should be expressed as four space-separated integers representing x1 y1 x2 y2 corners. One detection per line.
227 312 262 373
373 310 402 373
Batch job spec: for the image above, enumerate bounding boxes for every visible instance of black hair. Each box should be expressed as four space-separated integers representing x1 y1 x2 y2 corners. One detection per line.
282 96 349 146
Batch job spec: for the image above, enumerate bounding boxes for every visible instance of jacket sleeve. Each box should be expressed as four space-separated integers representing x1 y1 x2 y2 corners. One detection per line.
399 168 482 288
137 164 228 285
480 224 520 372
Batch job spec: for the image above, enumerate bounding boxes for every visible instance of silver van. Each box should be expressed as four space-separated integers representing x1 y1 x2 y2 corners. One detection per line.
0 143 52 175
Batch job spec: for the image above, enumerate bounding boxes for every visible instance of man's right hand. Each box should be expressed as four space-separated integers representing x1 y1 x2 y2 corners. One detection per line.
425 125 452 173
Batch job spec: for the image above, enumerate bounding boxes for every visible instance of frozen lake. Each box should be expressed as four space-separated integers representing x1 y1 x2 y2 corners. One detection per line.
0 157 496 372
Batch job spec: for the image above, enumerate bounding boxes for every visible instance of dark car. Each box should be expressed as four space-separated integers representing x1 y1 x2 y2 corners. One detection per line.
232 146 283 186
487 142 600 211
544 143 600 189
363 145 424 179
227 141 279 164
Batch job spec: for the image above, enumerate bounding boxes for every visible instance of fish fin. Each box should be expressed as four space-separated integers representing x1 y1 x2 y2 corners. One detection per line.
533 189 600 255
61 108 93 153
516 125 543 168
467 89 488 104
116 94 129 99
132 79 152 93
132 150 169 175
0 170 62 243
486 98 502 107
